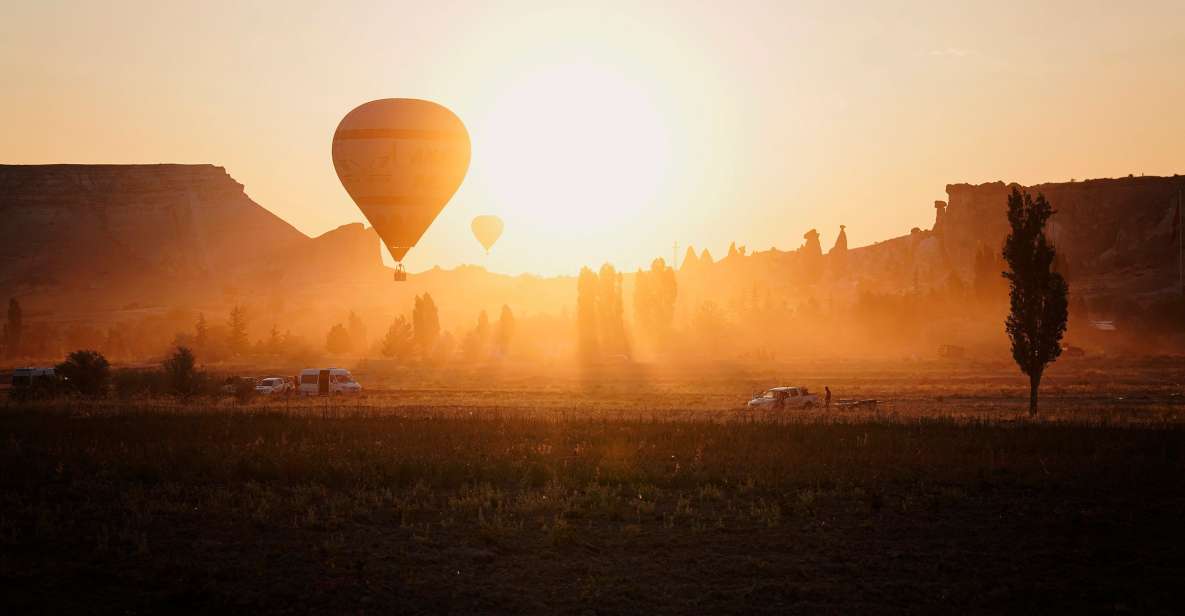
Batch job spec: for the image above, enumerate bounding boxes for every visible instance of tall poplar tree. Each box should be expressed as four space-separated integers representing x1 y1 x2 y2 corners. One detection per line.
1002 188 1068 415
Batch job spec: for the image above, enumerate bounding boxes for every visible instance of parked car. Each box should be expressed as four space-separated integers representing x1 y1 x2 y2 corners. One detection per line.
297 368 362 396
255 377 293 395
746 386 820 410
221 376 258 394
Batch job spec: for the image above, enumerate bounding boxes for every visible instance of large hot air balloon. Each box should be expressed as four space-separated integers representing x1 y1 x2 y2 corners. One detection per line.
332 99 470 281
470 215 504 254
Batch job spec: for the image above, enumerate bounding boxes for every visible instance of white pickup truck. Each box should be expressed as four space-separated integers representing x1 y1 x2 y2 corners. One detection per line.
746 387 820 410
255 377 293 395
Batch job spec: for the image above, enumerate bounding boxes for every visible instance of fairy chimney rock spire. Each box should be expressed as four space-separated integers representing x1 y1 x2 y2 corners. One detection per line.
933 200 947 235
681 246 699 270
829 224 848 255
802 228 823 258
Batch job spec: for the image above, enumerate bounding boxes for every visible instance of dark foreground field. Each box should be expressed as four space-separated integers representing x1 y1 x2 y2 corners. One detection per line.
2 403 1184 614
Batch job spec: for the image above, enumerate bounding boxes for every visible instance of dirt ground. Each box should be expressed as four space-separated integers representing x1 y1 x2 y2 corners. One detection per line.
2 357 1183 613
99 354 1185 422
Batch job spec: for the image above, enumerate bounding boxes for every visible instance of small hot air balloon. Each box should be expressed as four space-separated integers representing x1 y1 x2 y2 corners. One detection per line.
470 215 504 254
332 99 471 281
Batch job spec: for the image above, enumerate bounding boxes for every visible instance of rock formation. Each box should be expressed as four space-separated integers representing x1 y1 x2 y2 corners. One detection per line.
797 229 823 282
3 163 1179 349
828 225 849 276
801 229 822 258
841 175 1184 303
0 164 305 293
828 225 848 255
941 177 1183 300
932 201 947 236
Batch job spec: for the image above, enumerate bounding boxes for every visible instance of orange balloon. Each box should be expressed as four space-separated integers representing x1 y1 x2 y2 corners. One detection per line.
470 215 504 253
332 99 470 264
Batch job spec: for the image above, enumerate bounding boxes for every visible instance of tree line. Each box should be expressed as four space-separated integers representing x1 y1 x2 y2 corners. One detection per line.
576 258 678 362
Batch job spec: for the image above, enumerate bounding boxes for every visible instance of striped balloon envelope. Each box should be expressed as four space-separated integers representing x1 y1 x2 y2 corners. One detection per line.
332 99 470 277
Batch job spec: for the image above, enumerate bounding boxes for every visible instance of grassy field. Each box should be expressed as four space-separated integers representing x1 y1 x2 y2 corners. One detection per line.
2 358 1184 613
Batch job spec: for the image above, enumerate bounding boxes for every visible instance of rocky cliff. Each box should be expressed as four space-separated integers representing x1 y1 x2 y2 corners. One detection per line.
2 164 1179 355
0 165 573 352
942 177 1183 298
839 175 1184 304
0 164 307 297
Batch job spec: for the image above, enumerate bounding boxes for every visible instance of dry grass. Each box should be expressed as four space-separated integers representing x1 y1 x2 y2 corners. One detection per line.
1 357 1183 613
17 354 1183 423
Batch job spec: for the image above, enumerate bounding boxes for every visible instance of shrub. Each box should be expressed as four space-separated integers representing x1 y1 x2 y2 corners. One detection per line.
163 346 202 398
112 369 168 400
56 350 111 398
233 378 257 403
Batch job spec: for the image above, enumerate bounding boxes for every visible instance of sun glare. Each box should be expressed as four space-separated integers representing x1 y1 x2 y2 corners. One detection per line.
474 62 672 236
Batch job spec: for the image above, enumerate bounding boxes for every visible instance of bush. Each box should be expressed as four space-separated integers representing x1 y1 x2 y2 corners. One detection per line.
56 350 111 398
112 369 168 400
233 378 257 404
163 346 202 398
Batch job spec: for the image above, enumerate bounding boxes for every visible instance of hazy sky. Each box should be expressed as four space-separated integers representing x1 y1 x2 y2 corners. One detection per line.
3 1 1183 275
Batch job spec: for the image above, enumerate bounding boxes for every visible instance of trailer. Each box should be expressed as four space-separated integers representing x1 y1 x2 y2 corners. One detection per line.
833 399 878 411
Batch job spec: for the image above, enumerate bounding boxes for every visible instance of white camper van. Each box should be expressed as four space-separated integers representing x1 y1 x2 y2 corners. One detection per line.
298 368 362 396
11 367 57 389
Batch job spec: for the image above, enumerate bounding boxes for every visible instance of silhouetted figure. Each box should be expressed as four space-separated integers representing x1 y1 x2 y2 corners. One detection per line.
824 386 832 408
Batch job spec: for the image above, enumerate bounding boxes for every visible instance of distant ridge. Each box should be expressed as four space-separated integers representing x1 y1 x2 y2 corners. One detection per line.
1 164 1180 330
0 164 306 291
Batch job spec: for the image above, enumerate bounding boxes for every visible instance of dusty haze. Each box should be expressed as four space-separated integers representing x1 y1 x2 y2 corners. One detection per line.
3 1 1184 274
2 164 1181 366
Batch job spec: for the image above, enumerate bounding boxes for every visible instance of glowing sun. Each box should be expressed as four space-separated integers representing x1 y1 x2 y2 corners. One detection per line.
474 61 672 235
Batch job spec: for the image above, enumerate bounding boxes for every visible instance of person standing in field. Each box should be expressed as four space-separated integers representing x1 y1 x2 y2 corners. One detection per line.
825 386 832 408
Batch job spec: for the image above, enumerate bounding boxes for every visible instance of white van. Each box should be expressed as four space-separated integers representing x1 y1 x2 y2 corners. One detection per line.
298 368 362 396
11 367 56 388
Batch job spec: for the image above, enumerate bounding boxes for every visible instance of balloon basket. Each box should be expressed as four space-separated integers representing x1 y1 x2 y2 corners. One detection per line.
393 264 407 282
